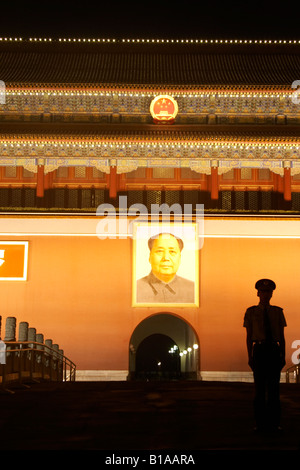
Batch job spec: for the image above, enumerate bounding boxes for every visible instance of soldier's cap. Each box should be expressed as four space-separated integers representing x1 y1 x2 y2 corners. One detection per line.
255 279 276 291
148 232 184 251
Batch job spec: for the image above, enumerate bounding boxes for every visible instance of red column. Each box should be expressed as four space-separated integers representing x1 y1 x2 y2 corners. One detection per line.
109 166 117 199
283 167 291 201
211 166 219 200
36 164 45 198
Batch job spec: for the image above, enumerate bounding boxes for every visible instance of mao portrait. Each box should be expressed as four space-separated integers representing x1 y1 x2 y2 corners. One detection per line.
132 224 199 307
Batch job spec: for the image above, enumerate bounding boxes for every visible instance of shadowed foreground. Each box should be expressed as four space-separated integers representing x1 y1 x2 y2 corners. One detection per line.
0 381 299 457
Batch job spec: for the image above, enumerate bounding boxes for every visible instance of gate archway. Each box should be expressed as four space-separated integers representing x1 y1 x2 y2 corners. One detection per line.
128 313 200 381
135 333 181 380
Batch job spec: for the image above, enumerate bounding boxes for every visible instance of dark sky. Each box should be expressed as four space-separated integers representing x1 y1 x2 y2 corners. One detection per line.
1 1 299 39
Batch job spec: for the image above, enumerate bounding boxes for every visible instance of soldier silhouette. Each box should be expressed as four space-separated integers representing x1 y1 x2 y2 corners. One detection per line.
243 279 286 432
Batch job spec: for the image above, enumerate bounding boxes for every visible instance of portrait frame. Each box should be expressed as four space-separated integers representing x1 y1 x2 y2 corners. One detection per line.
132 221 199 307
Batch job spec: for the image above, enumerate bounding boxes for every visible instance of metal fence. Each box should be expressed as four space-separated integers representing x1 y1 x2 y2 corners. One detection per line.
0 316 76 391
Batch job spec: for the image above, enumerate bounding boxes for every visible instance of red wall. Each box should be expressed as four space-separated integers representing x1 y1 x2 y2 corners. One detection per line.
0 219 299 375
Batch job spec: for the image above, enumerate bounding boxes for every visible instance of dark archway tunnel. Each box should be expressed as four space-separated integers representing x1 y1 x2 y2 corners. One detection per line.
135 333 181 380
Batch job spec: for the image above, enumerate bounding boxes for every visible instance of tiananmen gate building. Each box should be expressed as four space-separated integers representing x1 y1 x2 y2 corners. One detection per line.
0 37 300 381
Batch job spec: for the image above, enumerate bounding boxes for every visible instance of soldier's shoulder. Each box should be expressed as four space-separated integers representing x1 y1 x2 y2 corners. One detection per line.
246 305 257 311
271 305 284 311
245 306 258 316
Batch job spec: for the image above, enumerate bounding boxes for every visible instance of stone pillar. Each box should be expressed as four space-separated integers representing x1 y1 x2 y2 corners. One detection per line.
18 321 29 342
58 348 64 380
28 327 36 345
4 317 16 369
36 333 44 348
36 333 44 366
52 343 59 360
52 343 59 378
45 339 53 353
45 339 53 378
4 317 16 342
45 339 53 367
17 321 28 371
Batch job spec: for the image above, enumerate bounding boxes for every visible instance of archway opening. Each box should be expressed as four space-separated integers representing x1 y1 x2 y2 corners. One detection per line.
128 313 200 381
135 333 181 381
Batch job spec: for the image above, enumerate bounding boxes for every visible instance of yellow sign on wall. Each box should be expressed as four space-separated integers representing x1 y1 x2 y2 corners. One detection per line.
0 242 29 281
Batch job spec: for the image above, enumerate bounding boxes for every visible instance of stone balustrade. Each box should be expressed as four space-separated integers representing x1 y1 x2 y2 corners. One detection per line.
0 315 76 389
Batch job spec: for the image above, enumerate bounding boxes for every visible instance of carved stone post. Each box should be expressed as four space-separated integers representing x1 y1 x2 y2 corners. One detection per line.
36 333 44 376
36 333 44 349
18 321 29 372
4 317 16 372
45 339 53 379
28 327 36 347
4 317 16 342
18 321 29 342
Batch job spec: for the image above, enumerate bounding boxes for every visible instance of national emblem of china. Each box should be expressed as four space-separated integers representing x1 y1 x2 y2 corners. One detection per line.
150 95 178 123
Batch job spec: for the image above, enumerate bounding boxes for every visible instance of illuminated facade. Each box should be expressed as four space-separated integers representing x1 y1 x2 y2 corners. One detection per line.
0 38 300 212
0 38 299 380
